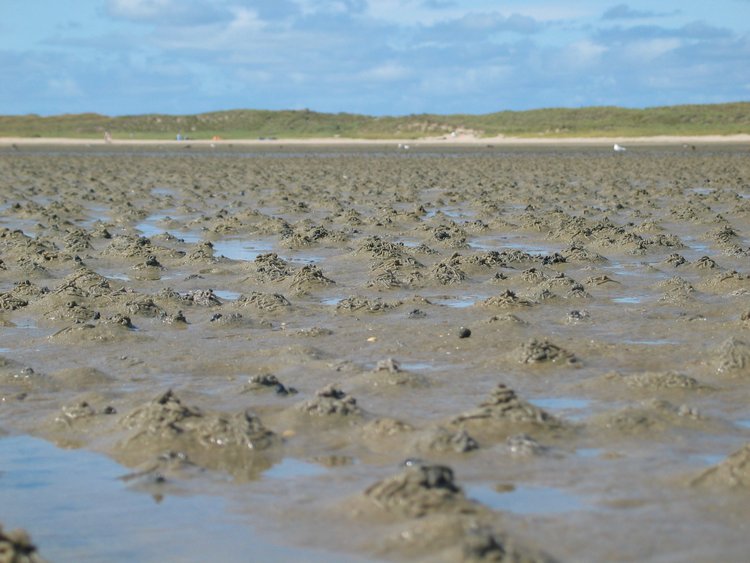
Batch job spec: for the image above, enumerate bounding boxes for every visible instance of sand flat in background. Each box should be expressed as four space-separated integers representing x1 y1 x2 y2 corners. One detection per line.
1 133 749 147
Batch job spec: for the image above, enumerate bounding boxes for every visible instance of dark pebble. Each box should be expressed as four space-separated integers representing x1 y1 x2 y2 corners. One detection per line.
458 327 471 338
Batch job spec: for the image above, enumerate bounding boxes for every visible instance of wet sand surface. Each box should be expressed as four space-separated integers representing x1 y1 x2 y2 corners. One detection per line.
1 143 749 561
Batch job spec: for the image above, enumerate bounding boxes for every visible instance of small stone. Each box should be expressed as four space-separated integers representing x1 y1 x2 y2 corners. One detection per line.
567 310 590 323
458 327 471 338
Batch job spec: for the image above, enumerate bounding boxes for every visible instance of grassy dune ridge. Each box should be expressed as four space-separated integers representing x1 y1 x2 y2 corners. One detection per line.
1 102 749 140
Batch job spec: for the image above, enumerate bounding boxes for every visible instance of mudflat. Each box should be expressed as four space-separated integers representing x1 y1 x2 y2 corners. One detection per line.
1 143 749 562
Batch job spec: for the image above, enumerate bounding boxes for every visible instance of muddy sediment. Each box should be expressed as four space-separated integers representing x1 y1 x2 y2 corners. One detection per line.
0 523 45 563
1 144 750 561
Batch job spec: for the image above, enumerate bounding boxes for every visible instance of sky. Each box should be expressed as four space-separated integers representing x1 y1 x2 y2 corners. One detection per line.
2 0 750 116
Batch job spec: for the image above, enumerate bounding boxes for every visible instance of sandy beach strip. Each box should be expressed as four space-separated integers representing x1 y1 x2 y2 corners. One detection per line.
1 133 749 147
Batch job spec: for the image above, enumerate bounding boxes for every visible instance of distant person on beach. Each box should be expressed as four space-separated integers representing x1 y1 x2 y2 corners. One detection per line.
104 130 112 143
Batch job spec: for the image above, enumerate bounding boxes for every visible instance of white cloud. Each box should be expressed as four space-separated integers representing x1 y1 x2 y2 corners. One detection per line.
360 62 411 81
365 1 591 25
47 77 83 97
566 39 608 67
106 0 231 25
627 38 681 61
226 7 265 33
107 0 175 21
147 7 265 52
234 68 273 83
513 3 593 22
602 4 677 20
297 0 367 16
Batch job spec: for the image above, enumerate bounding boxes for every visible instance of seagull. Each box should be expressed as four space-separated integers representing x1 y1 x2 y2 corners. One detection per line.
613 143 627 152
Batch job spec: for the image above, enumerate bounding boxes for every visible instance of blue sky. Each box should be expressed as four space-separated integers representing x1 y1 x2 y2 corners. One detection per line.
2 1 749 116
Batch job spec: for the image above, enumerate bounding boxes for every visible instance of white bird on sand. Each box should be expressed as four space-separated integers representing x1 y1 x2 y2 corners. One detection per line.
613 143 627 152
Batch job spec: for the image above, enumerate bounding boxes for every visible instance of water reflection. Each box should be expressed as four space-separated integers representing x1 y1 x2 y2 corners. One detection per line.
0 435 362 562
468 484 586 514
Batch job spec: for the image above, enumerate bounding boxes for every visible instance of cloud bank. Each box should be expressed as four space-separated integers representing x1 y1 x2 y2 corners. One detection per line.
2 1 749 115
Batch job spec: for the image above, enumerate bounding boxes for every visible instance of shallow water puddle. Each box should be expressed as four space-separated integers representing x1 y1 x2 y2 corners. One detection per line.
1 220 39 238
399 239 420 248
2 318 53 342
529 397 591 421
468 240 501 252
364 361 434 371
529 397 591 411
135 214 168 238
688 187 715 196
603 263 642 277
432 295 489 308
263 458 328 480
211 240 322 264
151 187 176 197
467 484 587 515
469 237 563 255
576 448 604 458
287 252 324 264
136 214 203 244
212 239 275 261
682 236 711 255
612 296 644 304
80 205 111 228
10 317 39 330
424 208 466 220
504 241 563 254
621 338 678 346
690 454 726 466
213 289 241 301
399 361 434 371
735 419 750 429
0 435 348 562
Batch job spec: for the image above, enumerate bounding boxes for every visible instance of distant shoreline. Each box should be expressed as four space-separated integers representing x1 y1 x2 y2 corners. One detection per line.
1 133 749 147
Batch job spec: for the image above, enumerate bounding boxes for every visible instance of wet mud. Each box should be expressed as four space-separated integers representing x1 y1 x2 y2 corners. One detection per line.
0 523 44 563
1 143 750 561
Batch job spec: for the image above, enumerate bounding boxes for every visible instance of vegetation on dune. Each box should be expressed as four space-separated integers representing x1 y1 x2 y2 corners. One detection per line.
1 102 749 140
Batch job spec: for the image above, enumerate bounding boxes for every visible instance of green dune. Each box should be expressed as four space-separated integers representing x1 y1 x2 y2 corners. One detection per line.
1 102 749 140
